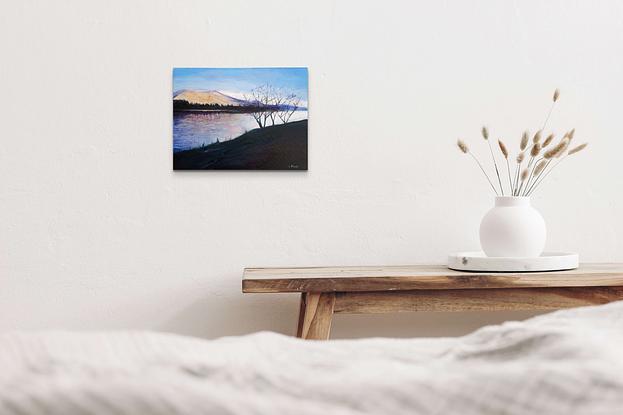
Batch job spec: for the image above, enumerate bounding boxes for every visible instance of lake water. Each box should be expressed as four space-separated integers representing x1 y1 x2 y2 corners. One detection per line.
173 110 308 152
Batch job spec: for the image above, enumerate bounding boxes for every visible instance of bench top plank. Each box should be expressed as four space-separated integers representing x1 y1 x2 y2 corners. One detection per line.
242 263 623 293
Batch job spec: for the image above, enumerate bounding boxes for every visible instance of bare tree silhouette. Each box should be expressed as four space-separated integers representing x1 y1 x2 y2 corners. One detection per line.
277 93 301 124
244 85 302 129
244 85 270 128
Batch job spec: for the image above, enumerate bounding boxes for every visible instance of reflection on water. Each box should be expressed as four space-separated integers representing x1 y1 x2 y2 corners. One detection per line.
173 110 308 152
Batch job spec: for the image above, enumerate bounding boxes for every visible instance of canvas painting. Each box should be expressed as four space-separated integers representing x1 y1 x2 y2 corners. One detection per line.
173 67 308 170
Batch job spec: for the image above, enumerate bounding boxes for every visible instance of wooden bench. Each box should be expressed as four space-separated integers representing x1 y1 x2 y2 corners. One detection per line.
242 264 623 339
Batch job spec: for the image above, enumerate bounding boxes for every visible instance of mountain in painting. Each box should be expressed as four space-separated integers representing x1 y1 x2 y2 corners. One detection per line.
173 90 247 106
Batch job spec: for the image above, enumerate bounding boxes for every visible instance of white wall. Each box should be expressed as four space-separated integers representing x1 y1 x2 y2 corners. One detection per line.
1 0 622 339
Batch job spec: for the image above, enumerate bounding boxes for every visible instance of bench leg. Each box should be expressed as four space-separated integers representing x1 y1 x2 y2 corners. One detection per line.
296 292 335 340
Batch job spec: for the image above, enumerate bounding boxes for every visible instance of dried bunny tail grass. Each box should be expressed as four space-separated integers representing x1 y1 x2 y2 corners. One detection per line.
513 152 525 195
534 159 548 176
556 138 571 158
529 142 588 196
544 139 567 159
520 131 529 150
533 130 542 144
568 128 576 140
516 152 525 163
542 89 560 131
498 139 513 192
568 142 588 155
484 128 504 195
543 133 554 147
457 139 499 195
530 142 542 157
515 165 531 196
498 139 508 158
543 148 556 159
525 158 550 195
457 139 469 153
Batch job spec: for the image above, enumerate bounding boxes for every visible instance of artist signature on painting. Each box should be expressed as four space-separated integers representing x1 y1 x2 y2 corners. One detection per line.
288 164 299 169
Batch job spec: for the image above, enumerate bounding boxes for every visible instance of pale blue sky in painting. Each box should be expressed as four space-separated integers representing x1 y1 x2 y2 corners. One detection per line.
173 67 308 105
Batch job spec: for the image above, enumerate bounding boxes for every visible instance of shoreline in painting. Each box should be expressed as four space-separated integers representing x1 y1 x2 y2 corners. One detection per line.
173 109 307 152
173 120 307 170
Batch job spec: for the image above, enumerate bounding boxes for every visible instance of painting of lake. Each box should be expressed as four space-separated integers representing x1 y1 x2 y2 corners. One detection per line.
172 67 308 170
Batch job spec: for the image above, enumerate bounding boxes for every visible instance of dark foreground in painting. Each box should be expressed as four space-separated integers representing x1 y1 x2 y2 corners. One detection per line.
173 120 308 170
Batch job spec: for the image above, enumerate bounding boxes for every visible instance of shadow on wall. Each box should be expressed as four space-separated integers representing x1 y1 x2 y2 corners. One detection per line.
331 310 545 339
158 294 298 338
158 294 545 339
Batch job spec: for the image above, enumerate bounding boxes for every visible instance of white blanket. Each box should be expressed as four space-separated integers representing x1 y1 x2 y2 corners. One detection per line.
2 302 623 415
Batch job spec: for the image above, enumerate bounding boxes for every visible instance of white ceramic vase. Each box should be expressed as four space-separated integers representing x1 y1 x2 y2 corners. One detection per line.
479 196 546 258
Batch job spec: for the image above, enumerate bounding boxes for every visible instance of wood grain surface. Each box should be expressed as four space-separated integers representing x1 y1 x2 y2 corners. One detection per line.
298 292 335 340
333 287 623 313
243 264 623 293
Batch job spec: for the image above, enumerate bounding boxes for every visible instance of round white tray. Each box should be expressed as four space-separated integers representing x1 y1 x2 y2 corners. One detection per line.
447 251 579 272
